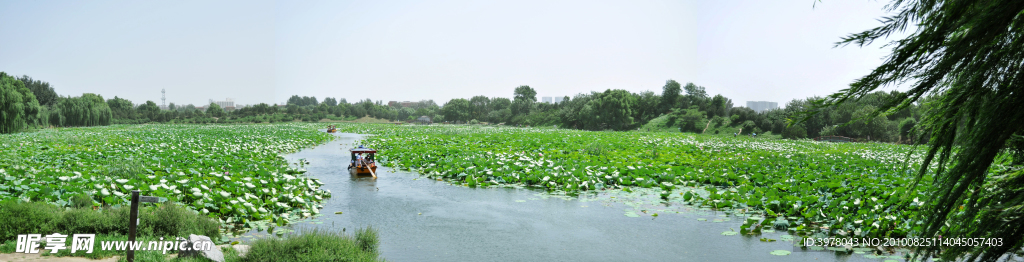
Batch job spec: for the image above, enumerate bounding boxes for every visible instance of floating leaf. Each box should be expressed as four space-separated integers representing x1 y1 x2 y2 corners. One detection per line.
769 250 791 256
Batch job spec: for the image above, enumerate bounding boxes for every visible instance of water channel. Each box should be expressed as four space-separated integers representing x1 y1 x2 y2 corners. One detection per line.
242 132 901 262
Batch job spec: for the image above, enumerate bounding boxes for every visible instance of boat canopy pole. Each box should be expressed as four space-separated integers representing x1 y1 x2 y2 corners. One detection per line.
361 158 377 178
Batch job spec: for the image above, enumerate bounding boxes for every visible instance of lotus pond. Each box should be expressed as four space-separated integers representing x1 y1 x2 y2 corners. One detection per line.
333 124 933 241
0 124 335 236
0 123 938 259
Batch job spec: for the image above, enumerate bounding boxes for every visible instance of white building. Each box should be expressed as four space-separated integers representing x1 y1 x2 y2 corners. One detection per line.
746 101 779 113
554 97 564 103
210 98 236 111
542 97 553 103
210 98 234 108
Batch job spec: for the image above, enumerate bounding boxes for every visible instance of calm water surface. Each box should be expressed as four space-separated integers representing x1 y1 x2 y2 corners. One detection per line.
248 132 894 262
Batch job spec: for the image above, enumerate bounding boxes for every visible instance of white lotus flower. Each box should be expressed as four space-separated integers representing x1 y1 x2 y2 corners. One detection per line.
219 191 231 198
243 202 254 207
177 179 188 184
245 183 255 189
201 185 210 190
113 191 125 197
542 176 550 181
192 192 203 197
116 179 129 184
123 185 135 190
149 185 160 191
230 200 239 205
101 188 111 196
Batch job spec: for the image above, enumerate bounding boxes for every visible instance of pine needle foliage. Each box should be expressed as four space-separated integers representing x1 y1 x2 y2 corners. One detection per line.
800 0 1024 261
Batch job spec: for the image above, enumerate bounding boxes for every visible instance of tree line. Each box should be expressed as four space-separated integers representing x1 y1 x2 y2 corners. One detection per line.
1 72 926 144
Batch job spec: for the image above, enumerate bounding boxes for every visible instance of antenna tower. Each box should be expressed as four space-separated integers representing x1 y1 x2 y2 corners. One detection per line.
161 89 166 107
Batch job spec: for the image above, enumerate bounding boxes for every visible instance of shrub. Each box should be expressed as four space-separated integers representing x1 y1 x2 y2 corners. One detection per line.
70 193 94 209
0 201 219 243
782 124 807 139
0 200 60 241
242 228 382 262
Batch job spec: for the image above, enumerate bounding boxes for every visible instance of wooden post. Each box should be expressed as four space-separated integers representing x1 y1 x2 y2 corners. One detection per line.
127 190 139 262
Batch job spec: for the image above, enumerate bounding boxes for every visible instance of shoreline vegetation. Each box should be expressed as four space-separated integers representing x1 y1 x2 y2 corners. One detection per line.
0 122 1018 260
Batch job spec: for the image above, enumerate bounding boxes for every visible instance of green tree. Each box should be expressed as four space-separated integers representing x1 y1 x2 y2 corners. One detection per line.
633 91 660 124
574 90 636 131
660 80 681 113
1 72 41 133
672 107 708 133
137 101 160 121
441 98 471 123
898 118 917 142
681 82 709 110
107 96 135 120
16 75 58 107
511 85 536 117
205 103 223 118
56 93 110 127
709 94 731 118
803 0 1024 260
782 124 807 139
322 97 338 107
469 95 490 121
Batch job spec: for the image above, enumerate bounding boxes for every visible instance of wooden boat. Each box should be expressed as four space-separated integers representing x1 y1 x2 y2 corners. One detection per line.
348 147 378 177
327 127 337 133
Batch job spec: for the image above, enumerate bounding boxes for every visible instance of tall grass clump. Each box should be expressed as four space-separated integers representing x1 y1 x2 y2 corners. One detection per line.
242 228 383 262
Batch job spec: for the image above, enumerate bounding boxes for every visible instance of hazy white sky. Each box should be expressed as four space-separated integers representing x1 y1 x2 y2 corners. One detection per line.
0 0 899 107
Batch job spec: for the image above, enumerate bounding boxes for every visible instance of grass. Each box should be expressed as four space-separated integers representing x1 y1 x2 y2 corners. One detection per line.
239 227 383 262
0 200 384 262
0 200 220 246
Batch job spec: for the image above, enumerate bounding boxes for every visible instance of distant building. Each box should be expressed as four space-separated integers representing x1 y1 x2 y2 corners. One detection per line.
388 101 416 107
554 97 564 103
415 116 432 124
746 101 779 113
210 98 235 111
542 97 553 103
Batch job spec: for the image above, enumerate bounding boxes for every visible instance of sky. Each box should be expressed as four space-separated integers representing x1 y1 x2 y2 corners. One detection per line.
0 0 902 108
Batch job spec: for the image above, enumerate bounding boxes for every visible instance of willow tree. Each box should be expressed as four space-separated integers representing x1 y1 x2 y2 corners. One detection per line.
803 0 1024 261
0 72 41 133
